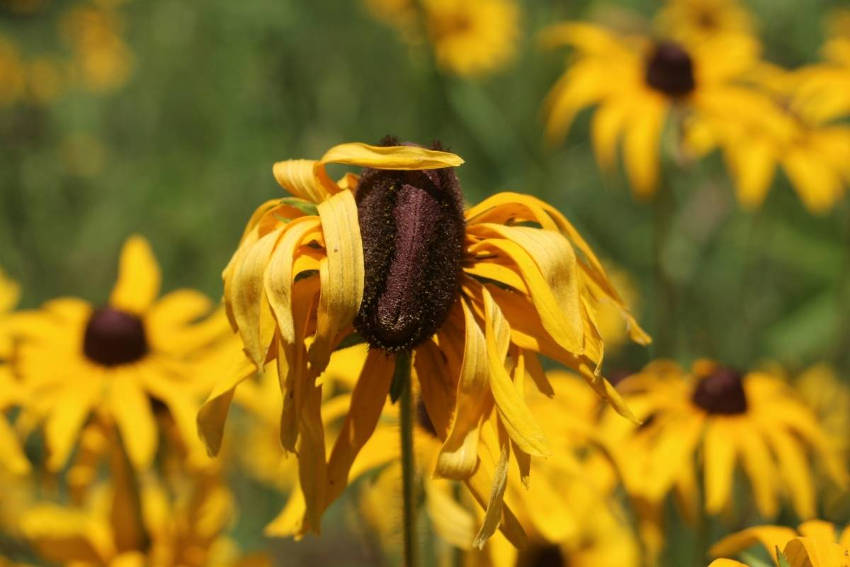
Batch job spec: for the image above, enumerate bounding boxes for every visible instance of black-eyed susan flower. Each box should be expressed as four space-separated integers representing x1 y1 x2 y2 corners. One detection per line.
365 0 519 77
61 3 133 93
541 19 761 197
688 62 850 212
11 236 225 475
708 520 850 567
199 139 648 544
602 360 847 521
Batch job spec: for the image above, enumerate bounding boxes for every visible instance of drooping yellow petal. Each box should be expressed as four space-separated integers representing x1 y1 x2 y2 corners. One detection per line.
325 349 394 506
437 298 491 480
320 142 464 170
783 147 844 213
0 417 29 474
724 137 776 209
481 286 548 457
309 190 364 372
109 374 157 469
109 235 161 314
782 537 824 567
296 371 328 533
762 428 815 519
264 476 307 538
797 521 839 553
414 339 457 437
272 159 340 203
472 424 510 549
45 381 98 471
710 526 797 564
196 356 257 456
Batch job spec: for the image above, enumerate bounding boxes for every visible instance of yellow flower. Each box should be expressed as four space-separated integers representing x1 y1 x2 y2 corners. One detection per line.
603 360 847 521
655 0 759 50
542 20 760 197
11 236 225 474
594 264 640 354
21 464 265 567
423 0 519 77
0 36 26 106
689 62 850 212
61 4 133 92
796 364 850 458
0 268 29 475
365 0 519 77
199 139 647 544
708 520 850 567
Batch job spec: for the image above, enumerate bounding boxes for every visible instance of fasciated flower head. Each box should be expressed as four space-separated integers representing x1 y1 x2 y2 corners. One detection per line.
541 18 761 198
9 236 228 476
602 360 848 521
708 520 850 567
200 139 648 544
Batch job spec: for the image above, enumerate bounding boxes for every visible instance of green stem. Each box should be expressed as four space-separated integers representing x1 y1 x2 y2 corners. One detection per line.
397 351 418 567
652 175 677 358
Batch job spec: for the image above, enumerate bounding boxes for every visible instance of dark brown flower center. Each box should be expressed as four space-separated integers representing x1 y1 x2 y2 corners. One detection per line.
645 41 696 98
353 137 465 352
516 544 567 567
691 366 748 415
83 307 148 366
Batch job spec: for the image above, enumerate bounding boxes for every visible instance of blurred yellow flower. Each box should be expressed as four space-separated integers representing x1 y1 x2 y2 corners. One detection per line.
542 21 761 198
796 364 850 458
709 520 850 567
0 36 26 106
688 62 850 212
603 360 847 521
594 264 640 353
21 465 266 567
61 3 133 92
423 0 519 77
199 139 647 545
10 236 225 475
656 0 759 50
365 0 519 77
0 268 29 476
823 9 850 67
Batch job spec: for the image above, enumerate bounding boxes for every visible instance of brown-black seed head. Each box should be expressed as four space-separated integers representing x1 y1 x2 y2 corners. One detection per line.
691 366 748 415
645 41 696 98
83 307 149 366
516 544 567 567
353 138 465 352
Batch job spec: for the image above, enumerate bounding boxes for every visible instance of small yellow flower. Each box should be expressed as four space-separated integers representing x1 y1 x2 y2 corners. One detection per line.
199 139 647 545
0 36 26 106
602 360 847 521
542 20 761 198
11 236 225 474
365 0 519 77
708 520 850 567
796 364 850 458
61 4 133 92
655 0 759 50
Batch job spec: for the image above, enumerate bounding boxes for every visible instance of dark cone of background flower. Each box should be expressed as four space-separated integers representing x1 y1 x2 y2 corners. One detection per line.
354 137 465 352
645 41 696 97
516 544 567 567
691 366 748 415
83 307 148 366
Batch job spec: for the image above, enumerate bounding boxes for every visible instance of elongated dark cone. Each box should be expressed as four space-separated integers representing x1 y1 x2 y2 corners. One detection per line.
354 137 465 352
83 307 149 366
691 366 748 415
645 41 696 98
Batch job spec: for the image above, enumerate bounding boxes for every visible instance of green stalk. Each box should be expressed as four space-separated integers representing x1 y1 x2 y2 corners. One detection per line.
396 351 418 567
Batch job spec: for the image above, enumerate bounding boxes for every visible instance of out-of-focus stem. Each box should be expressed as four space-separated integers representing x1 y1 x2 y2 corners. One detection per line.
397 351 418 567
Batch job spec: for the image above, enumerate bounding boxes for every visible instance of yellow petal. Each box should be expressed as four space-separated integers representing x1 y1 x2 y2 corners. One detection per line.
146 289 212 336
704 419 737 514
230 227 283 367
196 356 257 456
711 526 797 564
783 148 844 213
763 428 815 519
797 521 839 551
21 506 114 564
296 373 327 533
45 381 98 471
426 479 475 550
320 142 464 170
272 159 340 203
436 298 491 480
724 137 776 209
309 190 364 372
325 349 394 507
736 423 779 518
591 98 629 170
782 537 823 567
623 97 666 198
109 235 161 314
472 426 510 549
414 339 456 437
110 375 157 469
481 286 548 457
264 477 307 538
707 561 749 567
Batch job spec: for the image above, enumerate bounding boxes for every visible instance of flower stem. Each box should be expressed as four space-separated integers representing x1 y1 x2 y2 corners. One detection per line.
396 351 418 567
652 175 677 357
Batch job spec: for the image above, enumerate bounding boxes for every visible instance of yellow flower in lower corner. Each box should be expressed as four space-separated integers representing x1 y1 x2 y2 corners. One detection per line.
10 236 227 476
198 139 648 546
541 18 760 198
709 520 850 567
602 360 847 521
